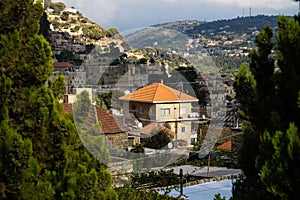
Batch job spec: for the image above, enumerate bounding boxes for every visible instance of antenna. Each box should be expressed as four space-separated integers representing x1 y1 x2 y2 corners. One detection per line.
243 8 244 17
249 7 252 17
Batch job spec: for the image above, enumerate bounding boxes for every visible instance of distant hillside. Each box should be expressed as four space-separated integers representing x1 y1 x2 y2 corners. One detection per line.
152 15 294 70
155 15 282 37
191 15 279 36
152 20 206 35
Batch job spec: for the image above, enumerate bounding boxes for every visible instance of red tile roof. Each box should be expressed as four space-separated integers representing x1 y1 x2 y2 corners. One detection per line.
96 107 129 134
120 81 198 103
216 140 232 151
62 103 128 134
53 62 73 68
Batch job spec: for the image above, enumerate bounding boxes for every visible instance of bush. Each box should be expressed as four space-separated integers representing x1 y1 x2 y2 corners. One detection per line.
60 11 69 21
82 26 105 39
62 22 70 29
50 2 66 15
51 20 61 29
70 18 77 23
116 186 180 200
106 28 119 37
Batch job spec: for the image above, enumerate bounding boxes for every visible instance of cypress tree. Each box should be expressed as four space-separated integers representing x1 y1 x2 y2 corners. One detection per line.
0 1 117 199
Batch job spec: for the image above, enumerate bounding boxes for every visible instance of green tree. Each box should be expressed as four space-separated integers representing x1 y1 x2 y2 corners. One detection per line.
130 143 145 153
49 74 65 99
116 185 180 200
0 1 117 199
50 2 66 15
214 193 227 200
232 16 300 199
142 129 173 149
106 28 119 37
55 49 75 62
44 0 52 9
73 90 110 164
97 90 125 110
60 11 69 21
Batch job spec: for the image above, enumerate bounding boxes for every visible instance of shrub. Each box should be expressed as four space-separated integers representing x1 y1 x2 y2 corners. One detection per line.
50 2 66 15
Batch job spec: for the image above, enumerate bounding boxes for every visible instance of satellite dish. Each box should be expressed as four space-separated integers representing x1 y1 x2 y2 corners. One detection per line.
168 142 173 149
137 122 143 128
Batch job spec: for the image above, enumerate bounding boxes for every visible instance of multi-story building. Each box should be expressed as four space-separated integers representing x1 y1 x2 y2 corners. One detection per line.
119 80 200 146
52 62 86 95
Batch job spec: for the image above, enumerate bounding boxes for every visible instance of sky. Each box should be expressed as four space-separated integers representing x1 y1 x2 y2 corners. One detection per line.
53 0 299 32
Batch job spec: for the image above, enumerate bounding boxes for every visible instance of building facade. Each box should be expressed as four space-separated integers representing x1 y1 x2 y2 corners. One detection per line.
120 80 200 146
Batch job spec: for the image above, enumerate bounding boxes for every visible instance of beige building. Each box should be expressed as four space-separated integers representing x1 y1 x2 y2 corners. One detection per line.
120 80 199 146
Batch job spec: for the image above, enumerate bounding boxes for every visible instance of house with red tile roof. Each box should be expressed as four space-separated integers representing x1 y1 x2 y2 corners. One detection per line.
53 62 73 71
120 80 199 147
62 103 130 149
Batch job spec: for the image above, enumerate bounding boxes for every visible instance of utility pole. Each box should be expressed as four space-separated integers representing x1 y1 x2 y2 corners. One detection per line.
174 106 178 148
179 168 183 197
175 119 178 148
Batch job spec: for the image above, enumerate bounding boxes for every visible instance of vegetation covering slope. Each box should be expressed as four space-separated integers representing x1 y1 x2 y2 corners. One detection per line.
156 15 280 37
47 2 119 41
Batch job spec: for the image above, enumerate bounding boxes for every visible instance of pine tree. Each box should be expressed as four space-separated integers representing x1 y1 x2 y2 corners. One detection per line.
232 15 300 199
0 1 117 199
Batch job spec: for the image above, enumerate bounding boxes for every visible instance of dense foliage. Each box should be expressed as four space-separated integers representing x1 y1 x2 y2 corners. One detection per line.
96 90 125 110
232 15 300 200
130 170 180 191
50 2 66 15
0 1 117 199
212 56 249 70
116 186 180 200
142 129 174 149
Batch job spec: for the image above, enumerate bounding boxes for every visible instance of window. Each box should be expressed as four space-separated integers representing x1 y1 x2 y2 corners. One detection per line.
181 126 186 133
160 108 170 116
180 107 186 115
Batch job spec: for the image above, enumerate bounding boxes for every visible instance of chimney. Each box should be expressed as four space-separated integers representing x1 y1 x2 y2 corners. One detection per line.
160 79 164 84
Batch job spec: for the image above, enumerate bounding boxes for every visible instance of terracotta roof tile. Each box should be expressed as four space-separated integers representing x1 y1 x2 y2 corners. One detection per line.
216 140 232 151
53 62 73 68
96 107 129 134
62 103 128 134
120 82 198 103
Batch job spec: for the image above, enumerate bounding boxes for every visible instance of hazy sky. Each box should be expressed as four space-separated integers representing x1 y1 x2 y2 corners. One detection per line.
53 0 299 32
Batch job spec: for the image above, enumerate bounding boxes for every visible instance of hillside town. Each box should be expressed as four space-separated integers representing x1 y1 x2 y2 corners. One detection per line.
3 0 300 199
44 2 245 176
